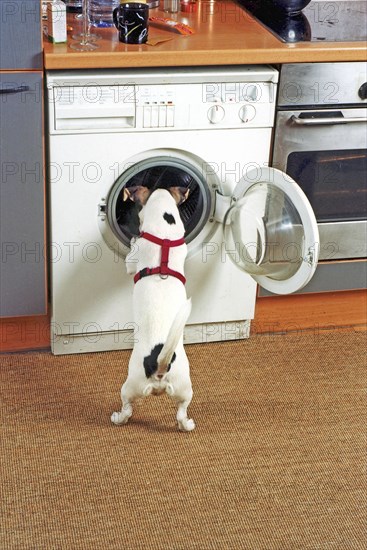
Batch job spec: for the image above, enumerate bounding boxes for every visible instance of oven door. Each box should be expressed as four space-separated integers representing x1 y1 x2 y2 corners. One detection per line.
272 108 367 260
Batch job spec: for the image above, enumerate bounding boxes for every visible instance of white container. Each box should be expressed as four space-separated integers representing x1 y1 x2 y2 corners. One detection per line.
47 0 67 43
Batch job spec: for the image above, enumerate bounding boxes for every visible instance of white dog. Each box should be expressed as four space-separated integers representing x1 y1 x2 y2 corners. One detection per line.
111 186 195 431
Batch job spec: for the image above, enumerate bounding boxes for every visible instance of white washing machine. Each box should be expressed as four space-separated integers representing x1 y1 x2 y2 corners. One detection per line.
46 67 319 355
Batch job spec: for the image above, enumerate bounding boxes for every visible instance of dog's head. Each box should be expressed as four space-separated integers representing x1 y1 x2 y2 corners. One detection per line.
124 186 189 236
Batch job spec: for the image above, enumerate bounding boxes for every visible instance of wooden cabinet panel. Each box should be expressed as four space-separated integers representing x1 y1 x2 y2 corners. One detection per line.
253 290 367 335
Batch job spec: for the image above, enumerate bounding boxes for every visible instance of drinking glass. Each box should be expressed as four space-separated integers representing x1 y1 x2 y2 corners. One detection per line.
70 0 101 50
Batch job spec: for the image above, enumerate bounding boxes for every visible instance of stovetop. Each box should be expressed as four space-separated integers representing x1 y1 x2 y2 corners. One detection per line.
237 0 367 43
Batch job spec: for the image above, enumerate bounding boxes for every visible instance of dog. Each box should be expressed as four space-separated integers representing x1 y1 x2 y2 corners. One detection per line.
111 186 195 431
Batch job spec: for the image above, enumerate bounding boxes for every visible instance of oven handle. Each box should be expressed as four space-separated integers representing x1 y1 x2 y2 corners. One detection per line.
290 114 367 126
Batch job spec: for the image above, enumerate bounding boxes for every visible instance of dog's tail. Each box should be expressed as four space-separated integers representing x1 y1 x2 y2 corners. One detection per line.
155 298 192 380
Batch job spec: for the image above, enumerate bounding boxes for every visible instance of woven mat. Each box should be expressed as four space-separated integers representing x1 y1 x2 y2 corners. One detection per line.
1 331 366 550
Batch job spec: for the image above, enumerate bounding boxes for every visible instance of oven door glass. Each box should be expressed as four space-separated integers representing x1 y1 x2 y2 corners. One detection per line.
272 108 367 225
224 167 319 294
286 148 367 223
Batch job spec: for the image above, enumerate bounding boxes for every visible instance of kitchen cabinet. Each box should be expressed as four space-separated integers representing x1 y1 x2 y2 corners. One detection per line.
0 0 43 70
0 0 47 317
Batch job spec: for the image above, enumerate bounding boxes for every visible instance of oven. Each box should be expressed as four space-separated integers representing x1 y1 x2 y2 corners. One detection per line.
271 62 367 293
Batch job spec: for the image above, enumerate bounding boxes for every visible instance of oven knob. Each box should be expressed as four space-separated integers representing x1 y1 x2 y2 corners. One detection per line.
207 104 225 124
239 104 256 123
358 82 367 100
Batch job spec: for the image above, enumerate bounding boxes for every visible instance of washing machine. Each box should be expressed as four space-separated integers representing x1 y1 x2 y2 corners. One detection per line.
46 67 319 355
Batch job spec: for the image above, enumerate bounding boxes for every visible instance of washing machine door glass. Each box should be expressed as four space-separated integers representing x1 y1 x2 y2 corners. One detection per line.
224 167 319 294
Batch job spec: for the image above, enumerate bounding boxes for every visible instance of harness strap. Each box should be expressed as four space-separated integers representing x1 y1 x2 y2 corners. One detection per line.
133 232 186 285
139 232 185 248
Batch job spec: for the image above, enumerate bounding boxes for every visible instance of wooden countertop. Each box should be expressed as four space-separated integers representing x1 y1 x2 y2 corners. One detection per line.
43 1 366 69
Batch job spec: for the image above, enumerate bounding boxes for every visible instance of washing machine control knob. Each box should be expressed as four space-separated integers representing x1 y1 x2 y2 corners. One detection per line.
358 82 367 100
207 104 225 124
239 104 257 123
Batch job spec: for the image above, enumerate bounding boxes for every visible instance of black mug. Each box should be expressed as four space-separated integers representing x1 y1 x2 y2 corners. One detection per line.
113 3 149 44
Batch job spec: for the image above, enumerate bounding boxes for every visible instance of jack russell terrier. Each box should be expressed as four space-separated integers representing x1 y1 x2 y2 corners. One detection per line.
111 186 195 431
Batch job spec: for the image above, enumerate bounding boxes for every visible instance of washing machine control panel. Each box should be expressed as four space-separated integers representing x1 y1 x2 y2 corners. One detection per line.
47 73 277 134
135 82 276 131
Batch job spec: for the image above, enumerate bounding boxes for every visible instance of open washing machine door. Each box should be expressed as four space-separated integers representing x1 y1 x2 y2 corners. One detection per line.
223 167 319 294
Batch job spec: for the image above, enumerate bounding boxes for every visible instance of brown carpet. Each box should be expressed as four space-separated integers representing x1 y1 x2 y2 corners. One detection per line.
1 331 366 550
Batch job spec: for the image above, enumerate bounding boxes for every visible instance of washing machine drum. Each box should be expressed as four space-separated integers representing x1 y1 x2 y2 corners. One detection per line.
105 157 212 249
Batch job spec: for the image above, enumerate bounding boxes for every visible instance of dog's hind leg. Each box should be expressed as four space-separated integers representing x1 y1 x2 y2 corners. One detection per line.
111 378 140 426
175 386 195 432
176 400 195 432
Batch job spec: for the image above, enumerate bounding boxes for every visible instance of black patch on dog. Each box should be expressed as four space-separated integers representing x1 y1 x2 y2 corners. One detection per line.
163 212 176 225
143 343 176 378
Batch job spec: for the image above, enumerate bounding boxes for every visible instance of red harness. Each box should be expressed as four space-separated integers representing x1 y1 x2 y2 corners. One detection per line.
133 232 186 285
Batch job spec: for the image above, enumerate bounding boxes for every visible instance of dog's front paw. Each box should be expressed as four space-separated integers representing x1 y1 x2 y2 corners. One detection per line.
178 418 196 432
111 410 131 426
125 261 136 275
126 238 138 274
